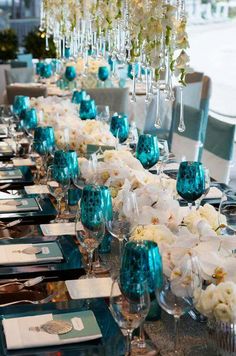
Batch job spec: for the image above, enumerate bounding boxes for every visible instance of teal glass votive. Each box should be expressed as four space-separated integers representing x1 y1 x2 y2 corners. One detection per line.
110 113 129 143
41 63 52 78
80 185 104 229
72 90 87 104
20 108 38 129
34 126 55 152
136 134 159 169
80 99 97 120
98 66 109 82
53 150 68 167
36 61 45 75
13 95 30 116
65 66 77 82
65 47 71 59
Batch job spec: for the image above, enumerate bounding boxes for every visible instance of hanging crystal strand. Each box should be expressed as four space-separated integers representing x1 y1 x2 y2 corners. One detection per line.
137 61 142 83
39 1 45 31
154 87 162 128
178 86 185 132
131 63 137 103
145 67 149 103
45 35 49 51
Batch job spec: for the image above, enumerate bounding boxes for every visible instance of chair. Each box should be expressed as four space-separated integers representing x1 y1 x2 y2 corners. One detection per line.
86 88 129 115
5 68 34 86
6 85 48 105
17 54 33 68
169 73 212 158
10 61 27 68
171 104 205 162
201 116 235 184
0 64 10 104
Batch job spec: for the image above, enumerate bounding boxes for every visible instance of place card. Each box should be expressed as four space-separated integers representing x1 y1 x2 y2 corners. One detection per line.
0 168 23 180
66 277 120 299
86 144 115 155
40 223 76 236
3 310 102 350
25 185 49 195
0 242 63 265
0 198 39 213
12 158 35 167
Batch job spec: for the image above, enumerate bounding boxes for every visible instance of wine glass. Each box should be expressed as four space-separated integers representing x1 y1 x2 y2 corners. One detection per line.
65 66 77 82
136 134 160 170
32 139 49 183
110 113 129 144
121 240 163 355
96 105 110 123
46 165 70 222
157 139 170 174
155 252 202 354
219 189 236 235
110 273 150 356
80 99 97 120
75 202 105 278
98 66 109 87
196 167 211 209
176 161 205 209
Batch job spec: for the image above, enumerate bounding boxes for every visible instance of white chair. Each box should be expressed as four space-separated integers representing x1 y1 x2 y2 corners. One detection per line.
5 68 34 86
201 116 235 184
86 88 129 115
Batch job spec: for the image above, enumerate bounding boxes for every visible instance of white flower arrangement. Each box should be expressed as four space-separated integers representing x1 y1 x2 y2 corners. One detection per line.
196 282 236 323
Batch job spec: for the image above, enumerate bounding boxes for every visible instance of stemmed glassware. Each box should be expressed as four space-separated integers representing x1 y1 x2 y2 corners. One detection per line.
196 167 211 209
136 134 160 170
155 252 202 354
110 113 130 145
176 161 205 209
219 189 236 235
121 240 163 355
98 66 109 87
110 273 150 356
46 165 70 222
75 185 106 278
96 105 110 123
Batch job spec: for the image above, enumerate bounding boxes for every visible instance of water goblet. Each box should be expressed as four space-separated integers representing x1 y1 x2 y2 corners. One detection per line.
121 240 163 354
46 165 70 222
13 95 30 116
96 105 110 123
75 185 106 277
0 105 13 124
136 134 160 169
110 113 129 144
98 66 109 87
219 189 236 235
65 66 77 82
80 99 97 120
36 61 45 76
32 140 51 183
72 90 87 104
155 252 202 354
176 161 205 209
34 126 55 154
41 63 52 79
110 273 150 356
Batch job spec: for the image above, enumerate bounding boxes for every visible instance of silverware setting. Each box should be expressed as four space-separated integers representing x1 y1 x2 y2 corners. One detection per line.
0 276 44 293
0 292 57 307
0 219 22 230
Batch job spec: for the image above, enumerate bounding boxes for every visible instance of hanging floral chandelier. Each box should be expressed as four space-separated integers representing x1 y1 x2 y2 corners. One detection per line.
40 0 190 130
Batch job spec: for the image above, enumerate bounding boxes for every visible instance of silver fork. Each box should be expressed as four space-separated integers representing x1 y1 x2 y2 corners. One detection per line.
0 292 57 307
0 276 44 292
0 219 22 230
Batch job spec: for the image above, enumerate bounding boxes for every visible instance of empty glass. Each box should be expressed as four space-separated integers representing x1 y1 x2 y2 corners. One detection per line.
13 95 30 116
20 108 38 130
110 113 129 143
110 274 150 356
155 252 202 353
34 126 55 154
136 134 160 169
96 105 110 123
176 161 205 209
46 165 70 222
219 189 236 234
98 66 109 86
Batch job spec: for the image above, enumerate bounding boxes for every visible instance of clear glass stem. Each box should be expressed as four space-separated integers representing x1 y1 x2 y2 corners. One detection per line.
87 251 94 278
174 316 180 353
57 197 63 218
126 329 133 356
178 87 185 132
93 248 101 269
188 202 193 211
138 323 146 348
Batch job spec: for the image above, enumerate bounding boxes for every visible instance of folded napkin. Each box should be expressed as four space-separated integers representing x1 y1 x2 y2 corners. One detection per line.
0 198 39 213
0 168 22 180
40 223 76 236
66 277 120 299
164 162 180 171
25 185 49 195
0 242 63 265
3 310 102 350
12 158 35 167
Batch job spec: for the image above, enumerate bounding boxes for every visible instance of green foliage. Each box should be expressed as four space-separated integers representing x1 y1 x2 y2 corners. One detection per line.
24 29 57 59
0 28 18 61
